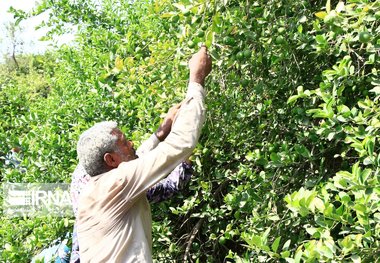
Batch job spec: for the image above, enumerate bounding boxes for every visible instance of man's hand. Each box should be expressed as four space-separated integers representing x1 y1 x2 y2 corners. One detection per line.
189 46 212 86
155 102 182 141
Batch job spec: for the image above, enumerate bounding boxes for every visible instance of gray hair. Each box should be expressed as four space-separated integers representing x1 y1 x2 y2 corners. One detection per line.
77 121 119 176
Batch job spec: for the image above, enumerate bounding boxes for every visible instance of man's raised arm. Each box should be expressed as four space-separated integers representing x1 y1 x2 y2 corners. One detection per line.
118 46 212 201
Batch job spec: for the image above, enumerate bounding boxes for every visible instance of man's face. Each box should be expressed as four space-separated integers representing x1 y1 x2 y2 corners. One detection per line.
114 129 137 163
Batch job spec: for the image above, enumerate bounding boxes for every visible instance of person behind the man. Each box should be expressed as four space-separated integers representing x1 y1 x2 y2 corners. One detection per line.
76 46 212 262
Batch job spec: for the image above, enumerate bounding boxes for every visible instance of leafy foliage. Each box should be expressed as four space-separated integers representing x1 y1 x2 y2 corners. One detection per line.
1 0 379 262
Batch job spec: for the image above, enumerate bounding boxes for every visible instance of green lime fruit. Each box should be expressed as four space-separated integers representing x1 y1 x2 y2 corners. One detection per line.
359 31 371 43
243 49 251 58
223 36 236 45
188 40 196 48
192 242 199 249
277 27 286 34
197 31 205 37
236 51 244 60
219 236 226 245
275 35 285 45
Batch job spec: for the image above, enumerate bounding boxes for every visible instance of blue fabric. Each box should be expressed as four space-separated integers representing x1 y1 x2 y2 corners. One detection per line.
32 240 70 263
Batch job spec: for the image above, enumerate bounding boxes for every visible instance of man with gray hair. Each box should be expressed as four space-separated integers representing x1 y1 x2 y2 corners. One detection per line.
76 46 212 262
77 121 120 176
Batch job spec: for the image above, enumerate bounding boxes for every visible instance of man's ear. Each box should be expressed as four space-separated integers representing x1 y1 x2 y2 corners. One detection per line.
104 152 119 168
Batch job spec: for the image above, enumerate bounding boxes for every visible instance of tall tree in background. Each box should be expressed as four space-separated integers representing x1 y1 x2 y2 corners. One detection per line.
4 22 24 69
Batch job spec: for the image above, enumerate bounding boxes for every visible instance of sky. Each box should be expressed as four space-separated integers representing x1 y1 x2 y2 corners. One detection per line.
0 0 75 59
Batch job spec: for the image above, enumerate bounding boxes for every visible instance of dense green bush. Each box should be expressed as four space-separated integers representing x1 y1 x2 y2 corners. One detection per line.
1 0 379 262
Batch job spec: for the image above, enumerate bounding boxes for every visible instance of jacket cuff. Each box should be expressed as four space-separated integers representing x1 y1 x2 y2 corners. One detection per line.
187 82 205 99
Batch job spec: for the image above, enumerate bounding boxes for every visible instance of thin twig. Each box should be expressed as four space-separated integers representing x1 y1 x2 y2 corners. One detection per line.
183 218 205 262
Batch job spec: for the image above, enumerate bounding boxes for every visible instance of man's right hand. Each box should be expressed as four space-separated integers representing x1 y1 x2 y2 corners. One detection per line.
189 46 212 86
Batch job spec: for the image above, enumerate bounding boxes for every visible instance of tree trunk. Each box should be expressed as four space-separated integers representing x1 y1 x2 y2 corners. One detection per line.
12 44 19 69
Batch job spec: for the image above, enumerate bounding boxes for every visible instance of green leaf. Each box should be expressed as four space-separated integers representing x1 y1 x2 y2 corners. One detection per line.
205 29 214 48
249 235 262 247
270 152 280 162
173 3 186 12
281 251 291 258
161 12 176 18
115 56 124 71
351 143 363 151
313 197 326 212
307 109 329 118
369 86 380 95
366 139 374 157
352 162 361 180
297 24 303 33
287 95 300 104
359 169 372 184
327 132 335 141
294 249 303 263
283 239 291 250
337 104 350 116
306 227 318 236
271 236 281 253
353 204 366 215
336 170 352 179
320 244 333 258
351 255 361 263
336 1 345 13
212 13 222 33
339 192 351 203
365 54 375 65
315 35 327 44
326 0 331 13
295 144 311 158
245 152 255 161
363 157 373 165
315 11 327 19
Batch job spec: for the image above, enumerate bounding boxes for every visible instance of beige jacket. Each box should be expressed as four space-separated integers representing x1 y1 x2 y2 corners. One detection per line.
77 82 206 262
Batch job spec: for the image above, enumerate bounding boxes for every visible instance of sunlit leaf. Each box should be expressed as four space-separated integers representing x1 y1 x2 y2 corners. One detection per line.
315 11 327 19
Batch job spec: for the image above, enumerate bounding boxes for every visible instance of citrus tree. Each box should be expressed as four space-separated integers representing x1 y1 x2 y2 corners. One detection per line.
1 0 379 262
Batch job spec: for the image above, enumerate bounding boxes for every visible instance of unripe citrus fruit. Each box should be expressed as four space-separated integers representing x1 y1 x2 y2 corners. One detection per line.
223 36 236 45
188 40 196 48
197 31 205 37
236 51 244 60
359 31 371 43
243 49 251 58
275 35 285 45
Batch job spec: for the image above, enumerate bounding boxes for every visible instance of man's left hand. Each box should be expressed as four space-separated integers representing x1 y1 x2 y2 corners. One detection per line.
155 102 182 141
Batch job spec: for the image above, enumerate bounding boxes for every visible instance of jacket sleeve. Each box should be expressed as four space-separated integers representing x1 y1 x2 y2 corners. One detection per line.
116 82 205 205
136 134 160 157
